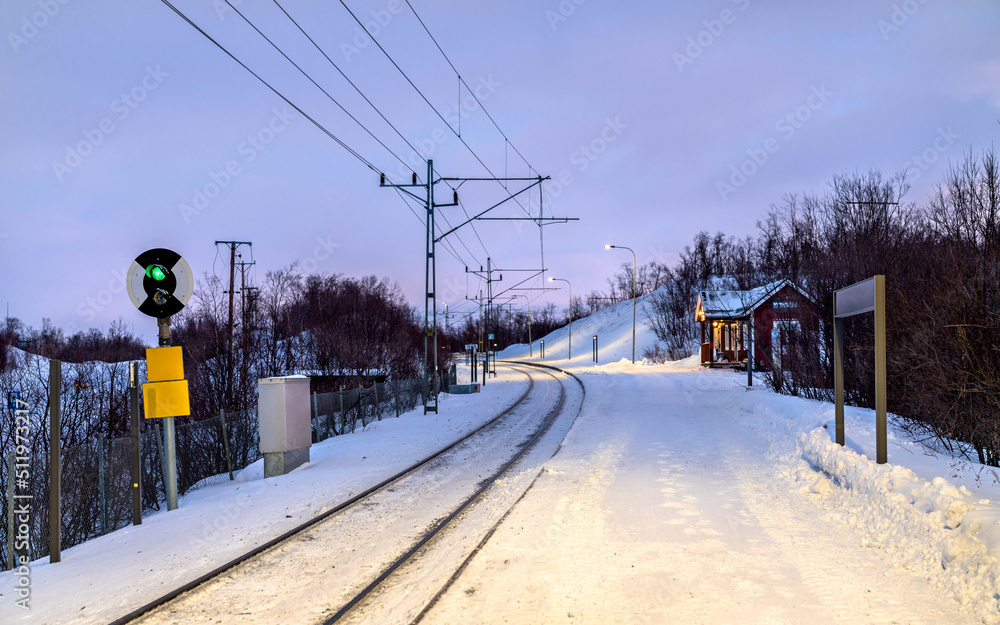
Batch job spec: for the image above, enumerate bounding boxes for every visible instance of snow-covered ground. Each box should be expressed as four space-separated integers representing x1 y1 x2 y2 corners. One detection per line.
4 295 1000 623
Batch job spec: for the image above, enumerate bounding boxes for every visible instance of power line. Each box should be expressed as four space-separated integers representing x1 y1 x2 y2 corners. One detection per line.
221 0 414 174
335 0 534 218
158 0 379 173
404 0 534 173
267 0 491 262
159 0 482 269
271 0 422 175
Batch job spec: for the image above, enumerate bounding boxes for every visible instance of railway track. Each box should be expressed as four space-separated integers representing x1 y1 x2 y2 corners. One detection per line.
109 362 584 625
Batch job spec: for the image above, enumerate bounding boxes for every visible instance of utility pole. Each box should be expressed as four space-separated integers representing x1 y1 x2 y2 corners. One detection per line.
381 164 560 410
380 161 456 413
214 241 252 410
237 257 255 410
466 259 501 353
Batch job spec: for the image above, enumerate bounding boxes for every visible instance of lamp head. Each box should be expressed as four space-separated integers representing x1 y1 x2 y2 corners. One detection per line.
605 244 613 249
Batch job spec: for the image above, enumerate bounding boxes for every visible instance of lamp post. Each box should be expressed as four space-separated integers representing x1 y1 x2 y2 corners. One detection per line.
549 277 572 359
606 244 636 364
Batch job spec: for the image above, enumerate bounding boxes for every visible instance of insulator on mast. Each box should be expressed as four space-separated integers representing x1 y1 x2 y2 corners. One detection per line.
380 173 385 185
412 172 418 185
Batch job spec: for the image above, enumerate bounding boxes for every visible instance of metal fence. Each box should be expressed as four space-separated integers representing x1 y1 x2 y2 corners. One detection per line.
1 378 422 569
311 379 423 442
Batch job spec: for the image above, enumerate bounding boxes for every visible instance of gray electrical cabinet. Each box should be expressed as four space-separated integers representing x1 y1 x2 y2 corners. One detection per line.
258 375 311 478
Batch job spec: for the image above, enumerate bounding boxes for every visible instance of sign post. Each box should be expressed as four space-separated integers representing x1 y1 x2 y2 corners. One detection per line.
833 275 887 464
487 334 495 379
465 344 477 383
129 362 142 526
126 248 193 510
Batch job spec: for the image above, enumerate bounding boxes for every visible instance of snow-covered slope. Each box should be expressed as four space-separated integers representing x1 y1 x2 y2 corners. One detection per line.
499 291 667 365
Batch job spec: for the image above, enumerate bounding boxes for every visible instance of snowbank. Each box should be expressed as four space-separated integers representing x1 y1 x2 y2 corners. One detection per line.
793 427 1000 620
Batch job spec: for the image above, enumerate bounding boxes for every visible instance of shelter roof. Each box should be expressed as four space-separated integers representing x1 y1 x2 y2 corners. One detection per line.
696 279 807 320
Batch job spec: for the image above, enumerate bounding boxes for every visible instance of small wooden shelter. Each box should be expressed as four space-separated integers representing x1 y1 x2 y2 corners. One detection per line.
695 279 815 369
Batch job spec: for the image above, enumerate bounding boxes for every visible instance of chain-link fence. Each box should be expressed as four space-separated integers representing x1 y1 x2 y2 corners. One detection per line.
1 378 422 569
311 379 423 442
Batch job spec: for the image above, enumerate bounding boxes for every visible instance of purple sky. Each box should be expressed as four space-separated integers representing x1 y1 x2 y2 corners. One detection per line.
2 0 999 344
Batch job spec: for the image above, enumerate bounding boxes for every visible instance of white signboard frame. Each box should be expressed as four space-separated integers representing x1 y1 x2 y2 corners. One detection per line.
833 275 887 464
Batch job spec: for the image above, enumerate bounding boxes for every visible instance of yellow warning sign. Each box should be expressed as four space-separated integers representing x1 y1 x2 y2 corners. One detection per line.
146 346 184 382
143 379 190 419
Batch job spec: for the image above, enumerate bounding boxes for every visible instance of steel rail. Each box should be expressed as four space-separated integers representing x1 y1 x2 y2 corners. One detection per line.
108 369 536 625
323 363 580 624
411 360 587 624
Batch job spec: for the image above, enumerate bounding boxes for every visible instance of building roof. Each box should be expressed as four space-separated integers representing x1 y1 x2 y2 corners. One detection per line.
696 279 806 321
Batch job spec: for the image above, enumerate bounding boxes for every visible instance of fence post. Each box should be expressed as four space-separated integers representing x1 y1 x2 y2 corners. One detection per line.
339 387 345 435
6 452 13 570
129 362 142 526
394 380 400 418
220 410 234 481
97 433 107 536
49 359 61 564
359 386 366 428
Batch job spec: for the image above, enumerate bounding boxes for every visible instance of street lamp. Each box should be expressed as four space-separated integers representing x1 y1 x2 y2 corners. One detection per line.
606 244 636 364
549 277 572 359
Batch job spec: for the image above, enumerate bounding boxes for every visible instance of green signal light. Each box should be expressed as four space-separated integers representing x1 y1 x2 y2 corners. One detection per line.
146 265 167 281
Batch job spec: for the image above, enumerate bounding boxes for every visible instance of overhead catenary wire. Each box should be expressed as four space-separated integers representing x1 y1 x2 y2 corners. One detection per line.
221 0 415 175
158 0 378 174
404 0 534 173
159 0 482 271
266 0 492 263
161 0 543 303
335 0 535 218
270 0 422 175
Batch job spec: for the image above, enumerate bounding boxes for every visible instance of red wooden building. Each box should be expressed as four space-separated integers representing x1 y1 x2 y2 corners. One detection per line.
695 279 815 369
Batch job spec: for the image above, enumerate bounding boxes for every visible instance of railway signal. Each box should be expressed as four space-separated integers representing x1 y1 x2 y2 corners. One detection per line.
126 248 193 318
126 247 194 512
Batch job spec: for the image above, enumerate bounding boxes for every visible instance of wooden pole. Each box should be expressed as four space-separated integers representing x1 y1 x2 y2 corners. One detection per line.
874 275 887 464
48 360 61 564
833 305 845 447
6 452 14 570
129 362 142 526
